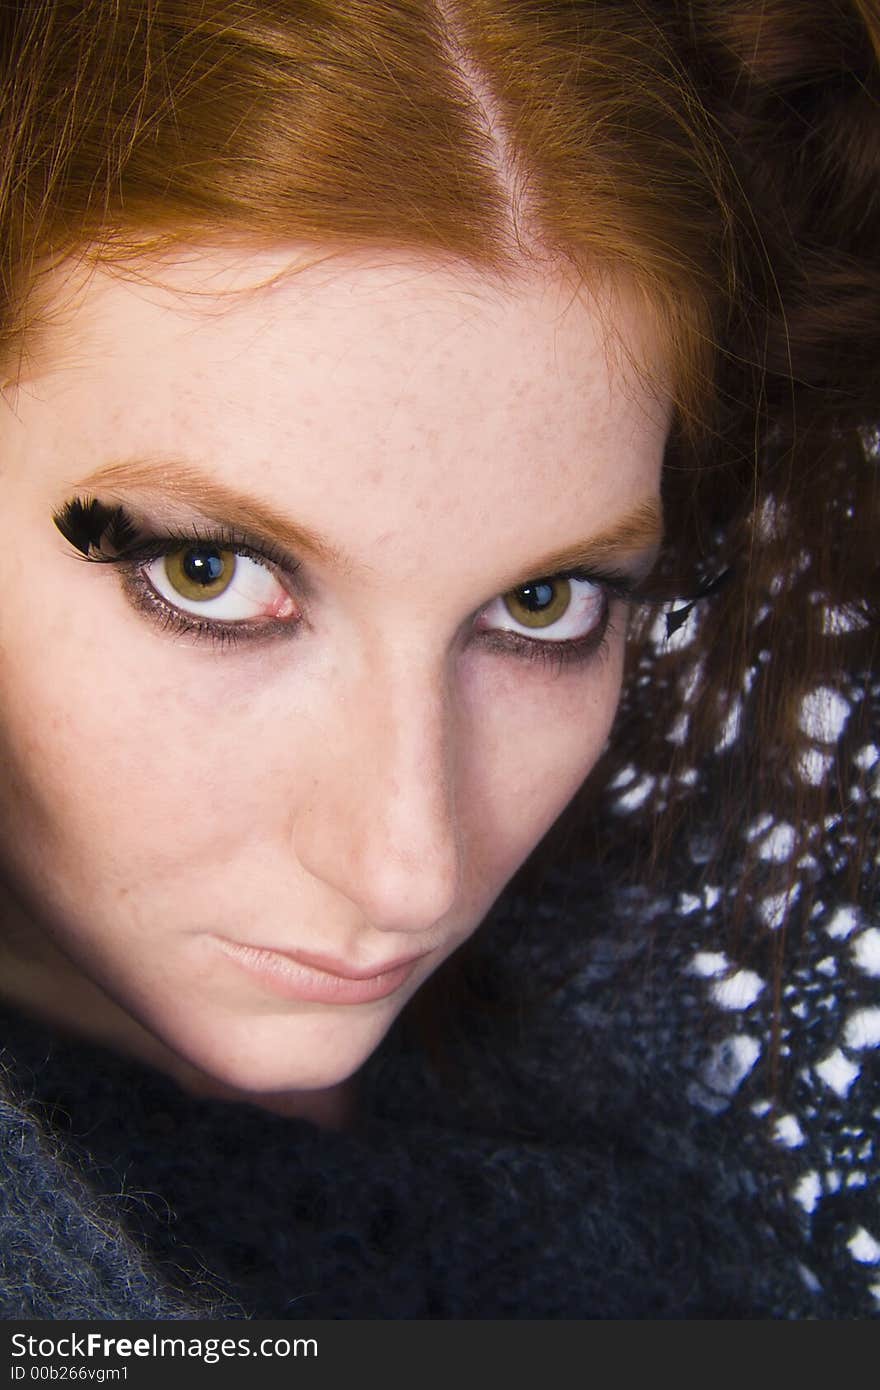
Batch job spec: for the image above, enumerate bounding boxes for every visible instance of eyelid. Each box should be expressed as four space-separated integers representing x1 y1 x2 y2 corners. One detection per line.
497 565 641 607
119 549 301 650
51 494 306 583
54 500 306 647
108 520 305 583
58 494 652 661
469 565 644 643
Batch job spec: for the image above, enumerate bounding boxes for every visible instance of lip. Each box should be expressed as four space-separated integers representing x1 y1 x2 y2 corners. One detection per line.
212 936 428 1005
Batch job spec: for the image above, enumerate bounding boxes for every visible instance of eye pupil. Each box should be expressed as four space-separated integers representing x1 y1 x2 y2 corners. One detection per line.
182 546 225 586
518 581 555 611
165 544 236 601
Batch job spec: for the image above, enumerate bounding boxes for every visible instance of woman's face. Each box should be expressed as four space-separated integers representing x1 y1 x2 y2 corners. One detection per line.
0 247 668 1102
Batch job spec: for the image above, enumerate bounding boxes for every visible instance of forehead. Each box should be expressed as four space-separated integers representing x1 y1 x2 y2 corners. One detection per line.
13 246 670 584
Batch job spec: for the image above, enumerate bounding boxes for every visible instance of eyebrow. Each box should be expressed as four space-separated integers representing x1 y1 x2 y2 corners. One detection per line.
72 454 663 584
508 496 663 587
74 456 343 566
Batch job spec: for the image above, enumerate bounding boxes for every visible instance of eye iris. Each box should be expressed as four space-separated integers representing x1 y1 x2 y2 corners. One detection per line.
165 545 236 601
503 578 571 629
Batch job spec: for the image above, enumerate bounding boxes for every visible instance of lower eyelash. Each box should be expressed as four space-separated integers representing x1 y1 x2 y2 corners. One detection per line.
119 566 297 649
60 495 634 663
478 596 624 673
529 628 614 673
54 498 304 648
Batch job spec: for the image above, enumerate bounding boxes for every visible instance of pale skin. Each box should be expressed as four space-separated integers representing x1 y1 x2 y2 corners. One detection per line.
0 246 669 1127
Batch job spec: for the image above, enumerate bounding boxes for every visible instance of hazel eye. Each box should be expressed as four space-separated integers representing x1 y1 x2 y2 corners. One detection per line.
479 575 607 642
504 578 572 628
144 543 295 621
165 545 236 601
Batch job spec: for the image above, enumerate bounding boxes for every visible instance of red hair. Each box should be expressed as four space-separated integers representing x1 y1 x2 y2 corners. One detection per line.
0 0 877 958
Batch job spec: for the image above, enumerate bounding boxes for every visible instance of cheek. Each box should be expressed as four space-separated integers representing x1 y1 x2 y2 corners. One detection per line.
0 614 283 902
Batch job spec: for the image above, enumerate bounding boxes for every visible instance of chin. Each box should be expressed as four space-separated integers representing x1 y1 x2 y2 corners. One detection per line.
156 1002 398 1099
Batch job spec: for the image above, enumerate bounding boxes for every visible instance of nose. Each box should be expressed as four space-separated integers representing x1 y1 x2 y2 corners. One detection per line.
291 660 464 935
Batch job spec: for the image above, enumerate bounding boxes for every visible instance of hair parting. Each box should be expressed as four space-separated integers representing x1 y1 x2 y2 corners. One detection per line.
0 0 876 1017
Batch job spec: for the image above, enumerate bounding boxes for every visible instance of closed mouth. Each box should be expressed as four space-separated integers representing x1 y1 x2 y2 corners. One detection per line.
210 935 430 1005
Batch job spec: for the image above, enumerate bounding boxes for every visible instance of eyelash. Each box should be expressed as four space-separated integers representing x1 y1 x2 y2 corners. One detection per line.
125 536 300 647
476 564 639 672
475 588 624 675
54 498 636 670
53 499 300 648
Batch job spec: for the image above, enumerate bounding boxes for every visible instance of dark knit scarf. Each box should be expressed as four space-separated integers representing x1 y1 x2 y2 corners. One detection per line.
2 861 870 1320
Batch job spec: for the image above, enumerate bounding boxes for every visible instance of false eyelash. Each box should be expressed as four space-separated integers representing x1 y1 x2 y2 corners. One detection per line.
53 495 298 575
53 496 140 557
52 493 647 666
52 495 304 651
664 566 735 637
